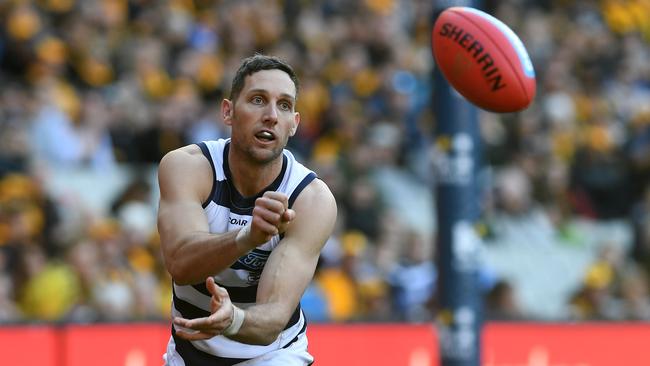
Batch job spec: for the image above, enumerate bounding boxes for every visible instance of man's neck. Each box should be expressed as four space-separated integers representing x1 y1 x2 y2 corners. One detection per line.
227 148 283 197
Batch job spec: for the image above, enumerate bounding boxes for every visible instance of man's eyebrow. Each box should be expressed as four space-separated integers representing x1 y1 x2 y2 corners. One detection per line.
246 89 295 101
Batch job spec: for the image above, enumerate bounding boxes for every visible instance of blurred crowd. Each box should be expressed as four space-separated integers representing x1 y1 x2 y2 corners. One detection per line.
0 0 648 325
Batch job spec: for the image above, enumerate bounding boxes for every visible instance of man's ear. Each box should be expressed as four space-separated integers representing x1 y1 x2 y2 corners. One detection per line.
290 112 301 136
222 99 233 126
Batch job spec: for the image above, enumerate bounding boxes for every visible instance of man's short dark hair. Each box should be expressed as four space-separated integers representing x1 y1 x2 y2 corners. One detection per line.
229 54 299 102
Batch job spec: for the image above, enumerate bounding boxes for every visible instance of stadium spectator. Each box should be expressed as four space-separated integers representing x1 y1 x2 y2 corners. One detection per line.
484 279 525 321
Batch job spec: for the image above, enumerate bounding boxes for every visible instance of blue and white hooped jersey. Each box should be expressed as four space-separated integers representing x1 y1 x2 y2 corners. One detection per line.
170 138 317 365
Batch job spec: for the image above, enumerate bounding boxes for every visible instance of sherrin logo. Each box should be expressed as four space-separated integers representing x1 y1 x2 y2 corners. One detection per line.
438 22 506 92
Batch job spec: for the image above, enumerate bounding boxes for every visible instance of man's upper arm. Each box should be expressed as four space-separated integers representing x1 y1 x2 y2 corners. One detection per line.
157 146 213 265
255 178 337 319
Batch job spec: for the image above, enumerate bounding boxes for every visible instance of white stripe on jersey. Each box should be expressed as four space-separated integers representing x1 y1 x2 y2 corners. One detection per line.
173 283 211 312
173 282 257 310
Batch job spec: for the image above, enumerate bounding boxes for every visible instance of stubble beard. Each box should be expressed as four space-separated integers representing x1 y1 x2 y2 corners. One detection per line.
245 142 284 165
233 132 286 167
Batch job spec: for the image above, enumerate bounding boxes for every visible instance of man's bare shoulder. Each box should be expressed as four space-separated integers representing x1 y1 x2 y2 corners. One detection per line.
160 144 205 165
159 145 212 176
299 178 336 206
158 145 213 200
292 178 337 223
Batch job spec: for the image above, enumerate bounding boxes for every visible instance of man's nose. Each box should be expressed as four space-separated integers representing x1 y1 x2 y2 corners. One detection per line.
263 103 278 123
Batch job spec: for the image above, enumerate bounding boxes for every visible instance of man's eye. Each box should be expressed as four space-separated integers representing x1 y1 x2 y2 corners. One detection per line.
252 96 264 104
279 102 291 111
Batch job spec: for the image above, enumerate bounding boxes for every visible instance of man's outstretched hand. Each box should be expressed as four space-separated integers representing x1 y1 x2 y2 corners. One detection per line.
173 277 235 341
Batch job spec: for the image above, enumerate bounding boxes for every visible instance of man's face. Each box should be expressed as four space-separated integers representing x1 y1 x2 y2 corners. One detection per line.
223 69 300 164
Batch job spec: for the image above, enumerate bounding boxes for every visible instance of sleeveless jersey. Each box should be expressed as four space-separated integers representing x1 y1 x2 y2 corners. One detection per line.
169 139 317 365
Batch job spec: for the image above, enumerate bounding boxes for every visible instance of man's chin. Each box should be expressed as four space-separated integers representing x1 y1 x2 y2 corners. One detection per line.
248 146 282 164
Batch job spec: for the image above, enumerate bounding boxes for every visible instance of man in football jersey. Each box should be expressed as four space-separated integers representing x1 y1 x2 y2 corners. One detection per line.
157 54 337 365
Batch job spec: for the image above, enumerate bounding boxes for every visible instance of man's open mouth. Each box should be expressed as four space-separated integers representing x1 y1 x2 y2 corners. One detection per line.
255 131 276 142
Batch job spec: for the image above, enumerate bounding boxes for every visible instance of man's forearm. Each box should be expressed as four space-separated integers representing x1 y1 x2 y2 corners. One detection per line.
226 302 292 346
166 230 247 285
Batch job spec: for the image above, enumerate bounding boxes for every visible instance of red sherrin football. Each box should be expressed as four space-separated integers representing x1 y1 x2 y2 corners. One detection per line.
432 7 536 113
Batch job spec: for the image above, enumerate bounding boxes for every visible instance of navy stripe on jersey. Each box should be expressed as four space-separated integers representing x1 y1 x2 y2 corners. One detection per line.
192 283 258 303
282 319 307 349
212 180 254 215
172 325 249 366
220 143 288 209
288 172 317 208
285 305 302 330
173 288 210 319
278 172 318 240
197 142 218 209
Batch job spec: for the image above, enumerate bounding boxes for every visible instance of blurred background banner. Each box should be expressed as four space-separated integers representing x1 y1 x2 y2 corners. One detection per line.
431 0 484 365
4 323 650 366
